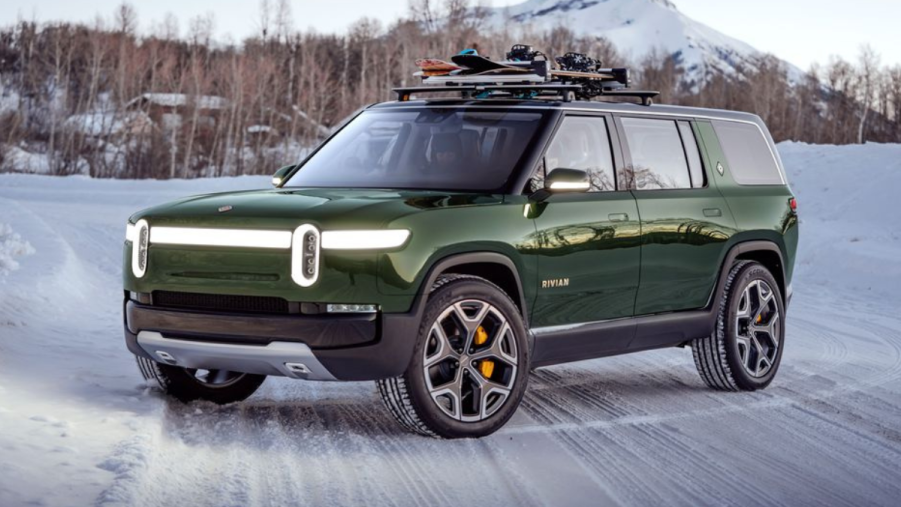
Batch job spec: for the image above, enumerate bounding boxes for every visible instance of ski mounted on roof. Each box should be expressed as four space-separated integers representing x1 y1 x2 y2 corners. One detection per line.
395 44 660 105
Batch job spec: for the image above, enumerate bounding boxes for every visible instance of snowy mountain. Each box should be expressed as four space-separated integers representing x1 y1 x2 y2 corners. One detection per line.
488 0 801 81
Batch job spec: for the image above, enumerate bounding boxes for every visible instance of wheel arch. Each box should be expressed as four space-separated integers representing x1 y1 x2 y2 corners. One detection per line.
413 252 528 325
715 240 787 307
734 247 786 302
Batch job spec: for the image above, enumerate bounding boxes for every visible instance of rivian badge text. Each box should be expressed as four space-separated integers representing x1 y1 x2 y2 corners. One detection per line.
542 278 570 289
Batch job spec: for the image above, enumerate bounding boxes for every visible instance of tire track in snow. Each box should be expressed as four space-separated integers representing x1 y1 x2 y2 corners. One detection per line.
96 389 549 507
84 270 901 507
497 297 901 506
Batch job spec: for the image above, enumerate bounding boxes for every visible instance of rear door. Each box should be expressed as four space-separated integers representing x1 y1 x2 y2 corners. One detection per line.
615 115 738 316
529 114 641 329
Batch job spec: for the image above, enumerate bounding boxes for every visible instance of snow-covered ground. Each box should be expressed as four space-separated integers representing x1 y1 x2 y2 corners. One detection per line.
1 142 901 506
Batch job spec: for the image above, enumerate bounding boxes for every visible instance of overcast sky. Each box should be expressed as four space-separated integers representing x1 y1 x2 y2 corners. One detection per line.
4 0 898 69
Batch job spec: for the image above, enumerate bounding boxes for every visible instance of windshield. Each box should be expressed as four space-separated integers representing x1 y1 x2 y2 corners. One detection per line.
284 108 548 192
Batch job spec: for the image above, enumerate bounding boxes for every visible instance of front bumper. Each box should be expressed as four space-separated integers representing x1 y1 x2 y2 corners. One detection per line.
124 300 420 381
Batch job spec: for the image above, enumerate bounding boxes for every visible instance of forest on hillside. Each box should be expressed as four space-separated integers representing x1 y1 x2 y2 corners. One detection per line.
0 0 899 179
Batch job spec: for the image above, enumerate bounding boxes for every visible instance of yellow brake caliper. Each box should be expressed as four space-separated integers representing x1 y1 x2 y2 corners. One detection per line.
475 325 488 345
479 360 495 379
474 326 494 378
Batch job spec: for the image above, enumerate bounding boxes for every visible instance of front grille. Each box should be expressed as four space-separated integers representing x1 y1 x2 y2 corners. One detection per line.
152 291 291 314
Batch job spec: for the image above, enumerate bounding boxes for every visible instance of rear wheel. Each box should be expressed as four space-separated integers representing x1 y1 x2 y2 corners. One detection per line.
137 357 266 404
377 274 529 438
692 261 785 391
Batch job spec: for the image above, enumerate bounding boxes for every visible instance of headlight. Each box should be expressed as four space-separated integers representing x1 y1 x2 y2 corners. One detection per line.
291 224 320 287
320 230 410 250
130 219 150 278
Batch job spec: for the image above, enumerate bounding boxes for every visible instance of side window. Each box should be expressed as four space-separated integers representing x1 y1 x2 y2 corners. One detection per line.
541 116 616 192
677 121 706 188
712 120 782 185
620 117 692 190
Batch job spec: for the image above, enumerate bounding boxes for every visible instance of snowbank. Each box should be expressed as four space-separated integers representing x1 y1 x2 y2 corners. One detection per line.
779 141 901 301
0 223 35 276
0 146 53 175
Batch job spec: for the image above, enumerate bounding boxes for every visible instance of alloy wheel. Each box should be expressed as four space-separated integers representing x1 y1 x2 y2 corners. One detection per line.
734 279 781 377
422 299 519 422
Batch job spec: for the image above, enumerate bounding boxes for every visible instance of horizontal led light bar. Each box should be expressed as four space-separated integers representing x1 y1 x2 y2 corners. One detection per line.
321 230 410 250
150 227 293 249
126 223 138 242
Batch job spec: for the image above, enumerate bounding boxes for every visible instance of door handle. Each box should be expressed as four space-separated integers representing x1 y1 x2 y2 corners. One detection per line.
703 208 722 217
608 213 629 222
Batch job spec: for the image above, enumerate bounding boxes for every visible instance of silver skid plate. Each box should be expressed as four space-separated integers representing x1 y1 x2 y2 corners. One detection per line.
136 331 336 380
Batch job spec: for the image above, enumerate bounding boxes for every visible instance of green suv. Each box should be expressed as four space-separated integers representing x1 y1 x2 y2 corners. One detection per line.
123 99 798 438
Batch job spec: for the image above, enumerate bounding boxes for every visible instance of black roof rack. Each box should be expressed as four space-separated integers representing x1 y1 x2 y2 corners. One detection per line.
393 84 659 106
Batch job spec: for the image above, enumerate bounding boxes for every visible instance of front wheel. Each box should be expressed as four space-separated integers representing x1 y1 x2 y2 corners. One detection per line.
377 274 530 438
692 261 786 391
137 357 266 404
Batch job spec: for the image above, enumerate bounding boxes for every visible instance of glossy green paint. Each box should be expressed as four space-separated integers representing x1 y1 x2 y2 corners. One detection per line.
695 121 798 288
122 105 797 332
375 194 538 307
629 186 738 314
526 191 641 327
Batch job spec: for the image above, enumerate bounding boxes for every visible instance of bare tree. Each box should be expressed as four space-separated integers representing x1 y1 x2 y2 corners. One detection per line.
856 45 880 144
0 3 897 178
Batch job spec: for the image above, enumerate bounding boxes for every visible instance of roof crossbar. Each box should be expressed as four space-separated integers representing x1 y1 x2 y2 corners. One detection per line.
394 84 582 102
394 84 660 105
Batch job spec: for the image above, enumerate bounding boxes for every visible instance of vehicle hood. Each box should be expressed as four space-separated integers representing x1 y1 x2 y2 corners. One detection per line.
130 187 505 229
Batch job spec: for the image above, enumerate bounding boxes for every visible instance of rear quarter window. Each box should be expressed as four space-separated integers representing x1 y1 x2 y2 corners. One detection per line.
712 120 783 185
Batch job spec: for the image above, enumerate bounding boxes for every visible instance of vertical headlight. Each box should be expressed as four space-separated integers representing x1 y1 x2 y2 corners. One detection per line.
131 219 150 278
291 224 320 287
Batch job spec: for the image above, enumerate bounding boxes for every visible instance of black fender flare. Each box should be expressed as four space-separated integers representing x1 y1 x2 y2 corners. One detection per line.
706 240 787 317
410 252 528 321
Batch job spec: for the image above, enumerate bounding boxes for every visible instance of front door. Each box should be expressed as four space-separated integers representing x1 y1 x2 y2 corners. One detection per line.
528 115 641 329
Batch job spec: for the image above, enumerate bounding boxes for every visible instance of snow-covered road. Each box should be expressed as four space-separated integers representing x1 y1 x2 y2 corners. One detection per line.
1 143 900 507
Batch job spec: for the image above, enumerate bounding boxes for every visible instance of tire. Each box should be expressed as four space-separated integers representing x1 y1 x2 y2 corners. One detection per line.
692 261 786 391
377 274 530 438
136 357 266 405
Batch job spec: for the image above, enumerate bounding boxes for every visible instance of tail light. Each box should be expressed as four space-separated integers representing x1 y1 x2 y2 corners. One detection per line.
789 198 797 212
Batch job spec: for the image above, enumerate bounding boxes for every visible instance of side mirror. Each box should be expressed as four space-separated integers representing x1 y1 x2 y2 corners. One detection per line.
271 164 295 188
546 168 590 192
531 168 590 202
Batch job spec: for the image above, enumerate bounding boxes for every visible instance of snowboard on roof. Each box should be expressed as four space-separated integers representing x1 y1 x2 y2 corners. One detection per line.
551 69 615 80
415 59 461 75
415 58 461 70
451 54 528 74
